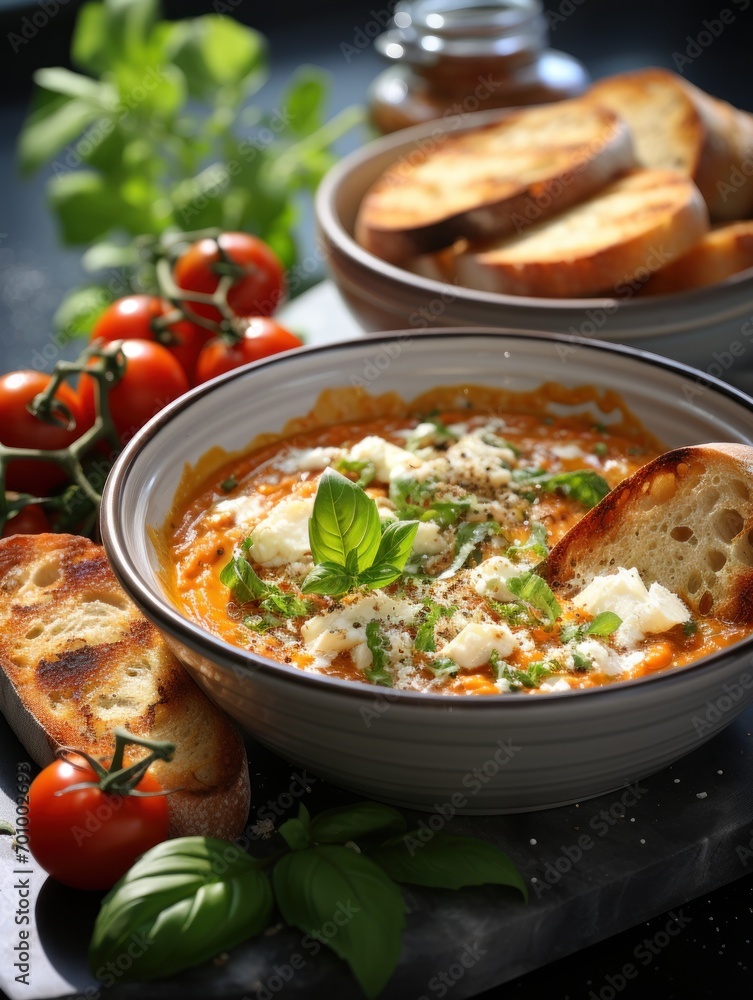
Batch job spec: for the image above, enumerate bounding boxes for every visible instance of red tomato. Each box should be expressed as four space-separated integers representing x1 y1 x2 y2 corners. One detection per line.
0 371 87 495
1 503 50 537
194 317 303 384
27 754 169 890
173 232 286 323
92 295 212 383
78 339 190 447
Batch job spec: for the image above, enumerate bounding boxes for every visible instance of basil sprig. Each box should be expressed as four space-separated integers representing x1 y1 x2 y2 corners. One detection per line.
560 611 622 644
220 538 310 626
89 801 525 999
507 571 562 627
365 621 393 687
302 470 418 596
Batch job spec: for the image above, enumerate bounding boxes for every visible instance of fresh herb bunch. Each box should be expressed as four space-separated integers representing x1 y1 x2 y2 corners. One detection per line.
18 0 362 339
89 800 526 997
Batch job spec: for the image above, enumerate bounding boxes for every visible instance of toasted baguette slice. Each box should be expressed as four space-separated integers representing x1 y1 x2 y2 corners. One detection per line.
0 533 250 840
546 444 753 624
642 221 753 294
355 100 636 263
586 68 753 221
451 169 708 298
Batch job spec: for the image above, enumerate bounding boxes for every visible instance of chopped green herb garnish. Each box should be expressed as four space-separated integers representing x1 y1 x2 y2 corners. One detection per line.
420 498 472 527
512 469 610 509
220 474 238 492
683 619 698 637
301 470 419 596
593 442 608 457
492 653 555 690
482 433 521 457
428 656 459 678
560 611 622 644
414 602 455 653
334 457 376 488
365 622 393 687
506 572 561 627
506 521 548 562
489 599 540 629
439 520 500 579
221 540 311 621
571 649 592 672
389 476 437 519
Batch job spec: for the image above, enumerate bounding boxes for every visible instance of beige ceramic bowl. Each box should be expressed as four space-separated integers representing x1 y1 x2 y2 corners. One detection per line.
315 111 753 374
102 331 753 813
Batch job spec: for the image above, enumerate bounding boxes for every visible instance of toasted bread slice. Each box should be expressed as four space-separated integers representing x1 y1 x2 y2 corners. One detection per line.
355 100 636 263
586 68 753 221
451 169 708 298
642 221 753 294
546 444 753 624
0 533 250 839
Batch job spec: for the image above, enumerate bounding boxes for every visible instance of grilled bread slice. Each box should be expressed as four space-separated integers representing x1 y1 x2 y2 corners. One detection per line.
546 444 753 624
642 221 753 294
451 169 708 298
586 68 753 222
355 99 636 263
0 533 250 839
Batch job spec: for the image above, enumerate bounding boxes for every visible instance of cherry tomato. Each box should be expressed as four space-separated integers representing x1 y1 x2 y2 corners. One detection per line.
194 317 303 384
1 503 50 537
92 295 212 383
173 232 286 323
78 339 190 447
27 754 169 890
0 371 87 495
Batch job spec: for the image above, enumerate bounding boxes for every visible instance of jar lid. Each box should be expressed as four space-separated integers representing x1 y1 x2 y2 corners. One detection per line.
375 0 548 65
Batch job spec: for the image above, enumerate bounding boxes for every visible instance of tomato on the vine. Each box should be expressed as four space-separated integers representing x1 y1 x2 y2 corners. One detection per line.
27 754 169 891
78 339 190 445
1 503 50 537
0 371 87 495
194 317 303 384
91 295 212 383
173 232 286 323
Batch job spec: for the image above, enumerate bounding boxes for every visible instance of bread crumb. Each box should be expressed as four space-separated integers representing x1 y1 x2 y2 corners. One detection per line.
696 791 708 799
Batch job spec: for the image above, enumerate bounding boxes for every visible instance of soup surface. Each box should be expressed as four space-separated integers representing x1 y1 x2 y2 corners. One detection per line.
164 385 747 695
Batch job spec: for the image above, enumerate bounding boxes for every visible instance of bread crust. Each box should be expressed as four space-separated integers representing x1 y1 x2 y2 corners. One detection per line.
546 444 753 625
452 169 708 298
355 100 636 263
642 221 753 294
0 533 250 839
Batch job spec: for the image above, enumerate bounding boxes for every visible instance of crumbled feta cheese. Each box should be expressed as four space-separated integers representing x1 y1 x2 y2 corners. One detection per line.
213 492 266 527
539 676 573 693
301 594 421 654
573 567 691 647
551 443 585 460
470 555 520 602
439 622 516 669
347 436 421 483
412 521 448 556
249 496 314 566
284 446 344 472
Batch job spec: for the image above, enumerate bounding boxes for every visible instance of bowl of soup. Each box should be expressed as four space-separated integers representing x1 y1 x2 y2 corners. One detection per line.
101 330 753 812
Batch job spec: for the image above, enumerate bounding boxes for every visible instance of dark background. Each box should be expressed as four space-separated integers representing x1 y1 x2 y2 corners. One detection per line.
0 2 752 998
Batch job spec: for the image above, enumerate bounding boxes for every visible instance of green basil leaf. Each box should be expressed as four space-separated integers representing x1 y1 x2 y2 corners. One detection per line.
48 171 123 244
371 833 527 899
53 284 112 343
89 837 273 980
374 519 419 571
309 802 407 845
389 477 435 518
34 66 115 107
309 469 381 573
282 66 328 136
414 602 454 653
18 93 103 175
587 611 622 636
420 498 472 526
168 15 267 99
261 590 309 618
301 562 355 596
572 649 592 672
683 619 698 637
428 656 458 678
356 563 404 591
279 806 311 851
519 470 610 509
273 845 405 1000
363 621 393 686
506 521 548 561
507 572 561 626
220 546 267 603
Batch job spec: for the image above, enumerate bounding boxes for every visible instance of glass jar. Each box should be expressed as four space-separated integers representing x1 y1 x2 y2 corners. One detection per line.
369 0 590 134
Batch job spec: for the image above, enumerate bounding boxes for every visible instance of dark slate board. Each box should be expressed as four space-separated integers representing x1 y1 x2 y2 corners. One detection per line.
1 707 752 1000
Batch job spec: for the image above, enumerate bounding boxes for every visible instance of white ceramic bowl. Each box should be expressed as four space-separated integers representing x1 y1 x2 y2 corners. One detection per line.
315 111 753 374
102 331 753 813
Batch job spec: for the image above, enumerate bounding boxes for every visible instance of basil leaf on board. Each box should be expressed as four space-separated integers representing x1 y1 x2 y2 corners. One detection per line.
309 802 407 845
371 833 527 899
279 804 312 851
273 845 406 1000
507 572 562 626
364 621 393 686
309 469 381 572
89 837 273 980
